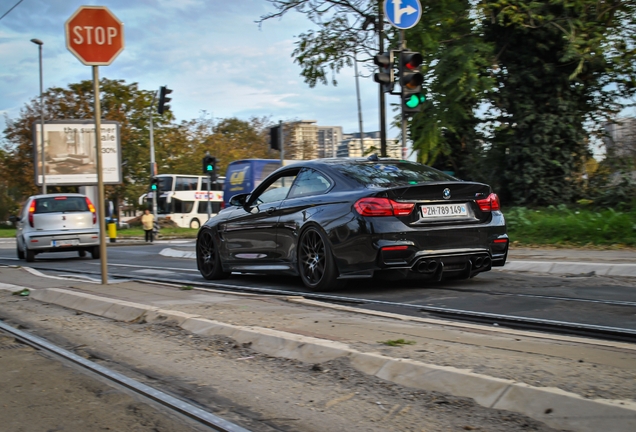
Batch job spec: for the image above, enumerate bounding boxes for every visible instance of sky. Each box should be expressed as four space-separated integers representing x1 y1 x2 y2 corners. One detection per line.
0 0 387 138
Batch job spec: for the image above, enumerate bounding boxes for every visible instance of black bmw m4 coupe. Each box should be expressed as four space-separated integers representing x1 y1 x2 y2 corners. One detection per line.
197 155 508 291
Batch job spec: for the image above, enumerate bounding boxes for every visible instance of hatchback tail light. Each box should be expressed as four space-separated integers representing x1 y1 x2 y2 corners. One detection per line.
354 197 415 217
28 201 36 228
476 193 500 212
85 197 97 225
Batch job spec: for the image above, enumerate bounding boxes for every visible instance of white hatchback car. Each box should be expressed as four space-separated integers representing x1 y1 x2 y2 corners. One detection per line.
12 193 101 262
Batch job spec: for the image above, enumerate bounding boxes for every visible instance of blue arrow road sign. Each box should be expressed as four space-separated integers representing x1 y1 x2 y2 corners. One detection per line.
384 0 422 30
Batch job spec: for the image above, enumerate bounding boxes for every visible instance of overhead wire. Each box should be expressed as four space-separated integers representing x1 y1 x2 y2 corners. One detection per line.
0 0 24 21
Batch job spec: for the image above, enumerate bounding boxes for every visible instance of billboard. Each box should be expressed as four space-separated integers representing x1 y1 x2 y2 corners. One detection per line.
33 120 122 186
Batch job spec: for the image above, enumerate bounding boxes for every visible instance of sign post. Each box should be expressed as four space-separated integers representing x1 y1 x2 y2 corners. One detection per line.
65 5 124 285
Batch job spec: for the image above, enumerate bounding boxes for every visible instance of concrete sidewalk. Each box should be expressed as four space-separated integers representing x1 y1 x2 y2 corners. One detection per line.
0 265 635 432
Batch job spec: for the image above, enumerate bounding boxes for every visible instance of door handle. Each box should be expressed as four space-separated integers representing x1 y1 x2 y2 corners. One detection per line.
266 207 276 214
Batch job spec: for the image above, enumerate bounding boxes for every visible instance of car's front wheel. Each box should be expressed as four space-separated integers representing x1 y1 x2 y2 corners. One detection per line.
298 226 342 291
197 229 229 280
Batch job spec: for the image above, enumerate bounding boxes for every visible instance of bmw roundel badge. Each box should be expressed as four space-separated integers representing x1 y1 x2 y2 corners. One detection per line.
443 188 451 200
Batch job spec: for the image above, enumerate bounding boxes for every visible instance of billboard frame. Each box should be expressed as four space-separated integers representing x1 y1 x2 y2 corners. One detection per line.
32 120 122 186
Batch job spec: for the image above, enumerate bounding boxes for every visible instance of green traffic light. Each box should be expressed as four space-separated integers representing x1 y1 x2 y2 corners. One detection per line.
206 165 213 171
405 94 425 109
151 184 157 190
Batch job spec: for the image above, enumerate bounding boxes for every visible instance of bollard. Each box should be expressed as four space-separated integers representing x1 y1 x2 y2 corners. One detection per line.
108 219 117 243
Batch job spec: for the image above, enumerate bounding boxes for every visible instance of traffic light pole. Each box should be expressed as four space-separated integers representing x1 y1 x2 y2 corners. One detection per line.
400 31 407 158
149 91 158 223
378 2 387 157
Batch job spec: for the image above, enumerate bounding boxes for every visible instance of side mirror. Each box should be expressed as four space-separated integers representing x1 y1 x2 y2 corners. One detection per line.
9 215 17 223
229 193 249 207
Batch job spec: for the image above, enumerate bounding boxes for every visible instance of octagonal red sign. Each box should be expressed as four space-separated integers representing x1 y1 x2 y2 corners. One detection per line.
65 6 124 66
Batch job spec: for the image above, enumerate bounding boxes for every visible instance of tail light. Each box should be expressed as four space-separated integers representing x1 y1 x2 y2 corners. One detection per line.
354 197 415 217
28 200 36 227
85 197 97 225
476 193 500 212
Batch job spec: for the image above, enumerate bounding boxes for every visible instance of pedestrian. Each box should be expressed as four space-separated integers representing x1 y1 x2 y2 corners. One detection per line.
141 209 154 243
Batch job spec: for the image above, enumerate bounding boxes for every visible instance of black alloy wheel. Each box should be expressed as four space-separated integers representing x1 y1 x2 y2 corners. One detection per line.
298 226 342 291
197 229 230 280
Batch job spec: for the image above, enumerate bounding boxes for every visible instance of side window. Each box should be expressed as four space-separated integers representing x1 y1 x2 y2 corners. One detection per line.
175 177 198 191
253 172 298 205
173 199 194 214
197 201 221 214
288 169 332 199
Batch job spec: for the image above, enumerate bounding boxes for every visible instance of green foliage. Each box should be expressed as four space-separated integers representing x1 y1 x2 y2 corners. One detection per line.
506 206 636 247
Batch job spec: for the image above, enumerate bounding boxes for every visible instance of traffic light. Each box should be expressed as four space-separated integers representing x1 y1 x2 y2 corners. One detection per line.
157 86 172 115
203 155 217 181
399 51 425 116
270 125 281 151
373 52 394 93
150 177 159 191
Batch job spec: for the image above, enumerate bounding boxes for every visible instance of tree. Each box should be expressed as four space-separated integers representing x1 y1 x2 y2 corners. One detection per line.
2 79 168 212
482 0 636 205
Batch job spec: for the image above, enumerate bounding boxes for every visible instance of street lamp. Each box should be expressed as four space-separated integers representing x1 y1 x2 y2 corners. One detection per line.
31 38 46 194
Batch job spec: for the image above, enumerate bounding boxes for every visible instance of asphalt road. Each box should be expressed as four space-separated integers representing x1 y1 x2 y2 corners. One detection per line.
1 239 635 331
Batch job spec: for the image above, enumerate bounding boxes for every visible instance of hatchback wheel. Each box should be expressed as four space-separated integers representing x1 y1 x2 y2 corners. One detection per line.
91 246 100 259
16 243 25 260
78 250 87 258
25 248 35 263
298 226 342 291
197 229 229 280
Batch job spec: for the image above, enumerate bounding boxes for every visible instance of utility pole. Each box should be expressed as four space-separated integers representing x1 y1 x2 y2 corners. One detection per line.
354 50 365 156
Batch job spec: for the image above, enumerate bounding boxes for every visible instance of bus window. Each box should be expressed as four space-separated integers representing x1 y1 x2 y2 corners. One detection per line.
157 177 173 192
175 177 199 191
197 201 221 214
173 199 194 214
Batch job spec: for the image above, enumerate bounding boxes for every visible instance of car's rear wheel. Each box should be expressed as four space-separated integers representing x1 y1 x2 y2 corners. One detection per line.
78 249 86 258
190 218 200 229
25 248 35 263
91 246 100 259
298 226 342 291
197 229 229 280
16 243 24 260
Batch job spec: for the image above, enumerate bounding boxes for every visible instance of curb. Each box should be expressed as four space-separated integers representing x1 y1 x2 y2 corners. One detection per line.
3 284 635 432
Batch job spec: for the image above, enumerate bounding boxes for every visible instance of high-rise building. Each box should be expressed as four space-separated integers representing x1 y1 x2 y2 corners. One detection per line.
316 126 343 158
337 132 401 158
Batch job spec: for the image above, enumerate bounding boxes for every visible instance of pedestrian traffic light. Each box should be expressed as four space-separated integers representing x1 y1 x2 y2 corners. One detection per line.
157 86 172 115
150 177 159 191
399 51 425 116
373 52 394 93
203 155 217 180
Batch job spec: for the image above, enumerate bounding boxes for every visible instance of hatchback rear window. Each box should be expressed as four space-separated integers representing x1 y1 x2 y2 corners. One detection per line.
334 161 457 188
34 197 89 213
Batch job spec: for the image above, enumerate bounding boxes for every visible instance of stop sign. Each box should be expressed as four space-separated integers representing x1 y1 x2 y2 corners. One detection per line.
65 6 124 66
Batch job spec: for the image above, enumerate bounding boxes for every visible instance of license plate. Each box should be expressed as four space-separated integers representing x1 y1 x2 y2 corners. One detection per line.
420 203 469 219
52 239 79 247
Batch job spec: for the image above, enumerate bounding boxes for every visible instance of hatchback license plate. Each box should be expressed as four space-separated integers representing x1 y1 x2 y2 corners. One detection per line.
52 239 79 247
420 204 468 218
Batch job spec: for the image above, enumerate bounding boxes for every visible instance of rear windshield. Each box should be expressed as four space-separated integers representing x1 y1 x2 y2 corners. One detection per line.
334 161 457 188
34 197 89 213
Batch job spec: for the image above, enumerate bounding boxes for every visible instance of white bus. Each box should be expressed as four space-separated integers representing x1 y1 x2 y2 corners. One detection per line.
142 174 224 229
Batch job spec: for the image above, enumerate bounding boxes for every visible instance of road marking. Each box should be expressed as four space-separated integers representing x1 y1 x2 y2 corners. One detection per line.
88 262 199 273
